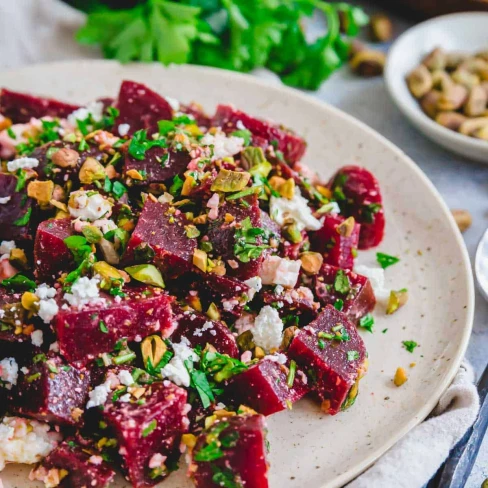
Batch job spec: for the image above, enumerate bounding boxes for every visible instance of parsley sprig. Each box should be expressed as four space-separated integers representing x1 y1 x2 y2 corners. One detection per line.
233 217 270 263
74 0 368 91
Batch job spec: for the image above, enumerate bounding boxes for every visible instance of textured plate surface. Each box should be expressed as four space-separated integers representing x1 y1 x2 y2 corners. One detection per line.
0 61 474 488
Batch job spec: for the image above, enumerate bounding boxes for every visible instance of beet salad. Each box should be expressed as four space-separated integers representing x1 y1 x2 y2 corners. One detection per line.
0 80 395 488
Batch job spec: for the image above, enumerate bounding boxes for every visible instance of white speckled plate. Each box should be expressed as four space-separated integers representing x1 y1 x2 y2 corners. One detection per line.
0 61 474 488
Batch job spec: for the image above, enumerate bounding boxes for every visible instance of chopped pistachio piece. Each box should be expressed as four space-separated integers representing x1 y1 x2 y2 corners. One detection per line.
27 180 54 204
124 264 165 288
279 178 295 199
336 216 356 237
211 169 251 192
21 291 40 312
206 302 220 321
9 248 28 269
386 289 408 315
79 157 106 184
299 251 323 275
141 335 167 369
393 367 408 387
93 261 124 290
82 225 103 243
193 249 207 272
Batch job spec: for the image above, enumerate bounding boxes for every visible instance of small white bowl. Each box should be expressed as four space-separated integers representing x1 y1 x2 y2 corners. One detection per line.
384 12 488 163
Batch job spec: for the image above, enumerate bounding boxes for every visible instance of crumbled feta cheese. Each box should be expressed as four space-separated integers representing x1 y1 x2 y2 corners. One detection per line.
243 276 262 300
0 240 15 255
118 370 134 387
31 330 44 347
149 453 167 469
68 190 112 222
64 276 106 308
158 192 174 204
193 321 214 338
0 357 18 388
165 96 180 112
236 120 247 130
200 131 245 161
265 353 287 364
355 264 390 301
118 393 131 403
118 123 130 137
0 309 4 319
86 373 119 409
68 101 104 127
37 299 59 324
260 255 301 288
49 342 59 353
270 188 322 231
0 416 61 470
251 306 284 352
35 284 56 300
6 157 39 173
161 337 198 388
0 196 11 204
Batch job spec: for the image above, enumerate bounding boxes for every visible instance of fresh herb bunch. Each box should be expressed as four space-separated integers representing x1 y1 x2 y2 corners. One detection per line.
74 0 368 90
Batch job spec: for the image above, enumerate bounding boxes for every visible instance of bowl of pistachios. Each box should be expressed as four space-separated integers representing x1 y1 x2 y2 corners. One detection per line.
384 12 488 163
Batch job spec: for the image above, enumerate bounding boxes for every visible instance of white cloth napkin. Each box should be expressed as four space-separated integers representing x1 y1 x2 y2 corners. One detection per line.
0 2 481 487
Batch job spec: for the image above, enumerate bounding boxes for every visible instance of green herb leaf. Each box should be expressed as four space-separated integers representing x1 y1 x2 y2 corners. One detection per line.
185 359 215 409
233 217 270 263
194 440 224 462
64 235 93 265
142 419 157 437
287 359 296 387
402 340 418 353
99 320 109 334
128 129 167 160
359 313 374 333
347 350 360 361
1 273 36 291
376 252 400 269
13 207 32 226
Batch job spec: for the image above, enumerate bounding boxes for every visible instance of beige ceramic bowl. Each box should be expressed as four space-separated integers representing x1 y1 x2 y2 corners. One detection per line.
0 61 474 488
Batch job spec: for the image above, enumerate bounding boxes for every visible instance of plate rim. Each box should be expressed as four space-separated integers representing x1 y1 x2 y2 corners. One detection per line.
0 60 476 487
384 11 488 161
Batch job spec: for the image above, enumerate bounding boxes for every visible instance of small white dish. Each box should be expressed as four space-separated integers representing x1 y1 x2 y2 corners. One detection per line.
385 12 488 163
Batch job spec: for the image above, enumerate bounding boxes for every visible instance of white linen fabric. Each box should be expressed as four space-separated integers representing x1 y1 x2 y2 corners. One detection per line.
0 2 481 487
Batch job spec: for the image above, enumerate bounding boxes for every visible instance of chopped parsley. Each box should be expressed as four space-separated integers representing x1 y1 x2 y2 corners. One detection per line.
376 252 400 269
334 298 344 311
233 217 270 263
99 320 109 334
13 207 32 226
402 340 418 353
184 359 215 409
358 313 374 333
128 129 167 160
1 273 36 291
287 360 296 387
194 440 224 462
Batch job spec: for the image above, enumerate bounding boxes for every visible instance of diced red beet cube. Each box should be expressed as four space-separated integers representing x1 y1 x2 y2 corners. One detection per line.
0 88 80 123
171 306 239 358
13 354 91 426
124 200 197 276
0 172 33 241
55 288 173 367
212 104 306 164
190 414 269 488
124 147 190 185
32 440 116 488
314 263 376 325
226 359 310 416
310 214 360 270
102 380 188 488
261 289 318 325
34 218 74 281
328 165 385 249
115 81 173 136
206 194 264 280
288 305 367 415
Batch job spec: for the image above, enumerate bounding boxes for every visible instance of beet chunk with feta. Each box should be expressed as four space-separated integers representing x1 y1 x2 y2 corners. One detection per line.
171 306 239 358
206 194 266 280
0 172 33 241
102 380 188 488
190 413 269 488
314 264 375 325
13 354 91 426
32 440 116 488
34 218 74 281
124 199 197 276
55 288 173 367
310 214 360 270
226 359 310 416
124 147 190 185
288 305 367 415
115 80 173 136
328 166 385 249
212 104 306 164
0 88 80 123
261 289 318 325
